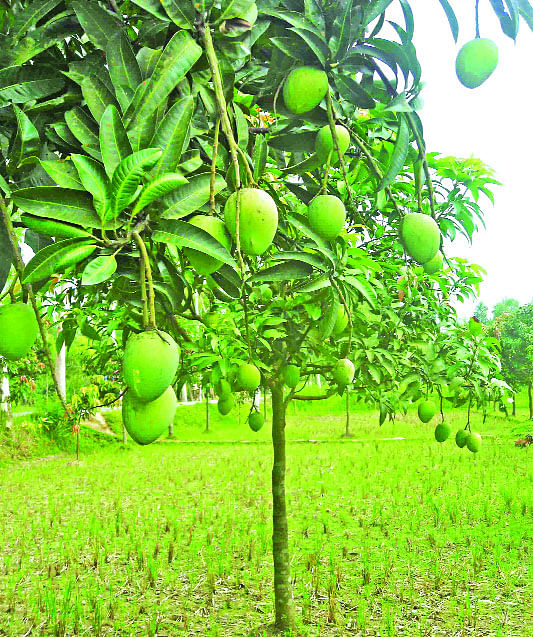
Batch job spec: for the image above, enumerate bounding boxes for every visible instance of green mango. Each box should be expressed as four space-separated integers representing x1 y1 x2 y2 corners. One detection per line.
423 251 443 275
224 188 278 256
315 124 350 165
466 432 482 453
237 362 261 392
218 395 234 415
248 411 264 432
399 213 440 264
308 195 346 241
417 400 436 423
123 330 180 402
184 215 231 275
282 364 300 389
456 38 498 89
0 303 38 361
331 305 348 336
434 422 451 442
332 358 355 385
455 429 469 448
122 385 177 445
282 66 328 114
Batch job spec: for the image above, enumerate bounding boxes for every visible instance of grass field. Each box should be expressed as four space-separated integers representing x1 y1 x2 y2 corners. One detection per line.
0 399 531 636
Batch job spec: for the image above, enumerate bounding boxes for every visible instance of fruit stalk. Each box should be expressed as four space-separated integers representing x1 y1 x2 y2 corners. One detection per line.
0 197 69 412
133 231 156 329
330 278 353 355
202 22 253 359
209 119 220 216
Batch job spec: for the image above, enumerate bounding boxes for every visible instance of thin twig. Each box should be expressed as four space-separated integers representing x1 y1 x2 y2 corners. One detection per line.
209 119 220 215
133 231 156 329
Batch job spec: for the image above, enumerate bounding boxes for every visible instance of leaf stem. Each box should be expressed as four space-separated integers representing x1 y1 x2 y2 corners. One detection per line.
209 119 220 215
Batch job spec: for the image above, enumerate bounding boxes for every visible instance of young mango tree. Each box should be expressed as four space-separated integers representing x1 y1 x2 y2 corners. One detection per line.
0 0 528 631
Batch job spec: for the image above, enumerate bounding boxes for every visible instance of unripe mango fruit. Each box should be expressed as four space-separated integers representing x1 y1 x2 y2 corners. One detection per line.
248 411 264 432
122 385 177 445
423 250 443 275
466 432 482 453
123 330 180 402
434 422 451 442
418 400 436 423
455 429 469 448
399 213 440 264
237 362 261 392
315 125 350 165
308 195 346 241
332 305 348 336
332 358 355 386
0 303 38 361
224 188 278 256
218 395 234 415
282 364 300 389
456 38 498 89
184 215 231 275
216 378 232 399
283 67 328 114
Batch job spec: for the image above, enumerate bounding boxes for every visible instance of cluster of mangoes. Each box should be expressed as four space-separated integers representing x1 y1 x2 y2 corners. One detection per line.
121 330 180 444
417 399 482 453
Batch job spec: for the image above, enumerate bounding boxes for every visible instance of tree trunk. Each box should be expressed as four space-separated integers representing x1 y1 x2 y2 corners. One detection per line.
122 421 127 445
345 389 351 437
270 383 295 631
205 391 209 433
263 386 267 420
181 384 187 402
0 364 13 429
55 340 66 402
512 396 516 417
316 374 321 388
529 382 533 420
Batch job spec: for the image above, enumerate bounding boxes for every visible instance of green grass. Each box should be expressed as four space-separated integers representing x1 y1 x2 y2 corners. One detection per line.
0 401 531 636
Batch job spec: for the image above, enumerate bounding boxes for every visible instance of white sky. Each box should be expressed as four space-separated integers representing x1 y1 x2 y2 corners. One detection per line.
387 0 533 318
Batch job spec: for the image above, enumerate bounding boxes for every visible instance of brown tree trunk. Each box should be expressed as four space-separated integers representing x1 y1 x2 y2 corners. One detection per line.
512 396 516 417
528 382 533 420
270 383 295 631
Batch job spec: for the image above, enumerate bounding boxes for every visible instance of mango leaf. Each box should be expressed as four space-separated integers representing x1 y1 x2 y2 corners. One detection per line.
288 27 328 66
12 0 63 38
64 107 99 147
71 155 111 220
162 173 226 219
81 255 117 286
436 0 459 42
151 96 194 176
160 0 195 27
362 0 394 26
318 292 340 338
12 187 102 228
72 1 120 51
344 275 377 307
132 174 189 215
280 153 322 174
22 238 97 284
233 103 249 150
334 74 375 109
106 30 142 111
248 262 313 283
9 16 83 66
296 273 331 293
126 31 202 130
40 159 84 190
270 251 327 271
111 148 162 216
131 0 170 20
378 114 410 190
0 66 64 103
153 219 237 269
99 104 133 178
286 213 336 265
261 8 324 38
10 106 40 170
81 75 120 123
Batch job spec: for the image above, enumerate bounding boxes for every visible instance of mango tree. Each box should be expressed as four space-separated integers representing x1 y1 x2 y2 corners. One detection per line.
0 0 529 632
